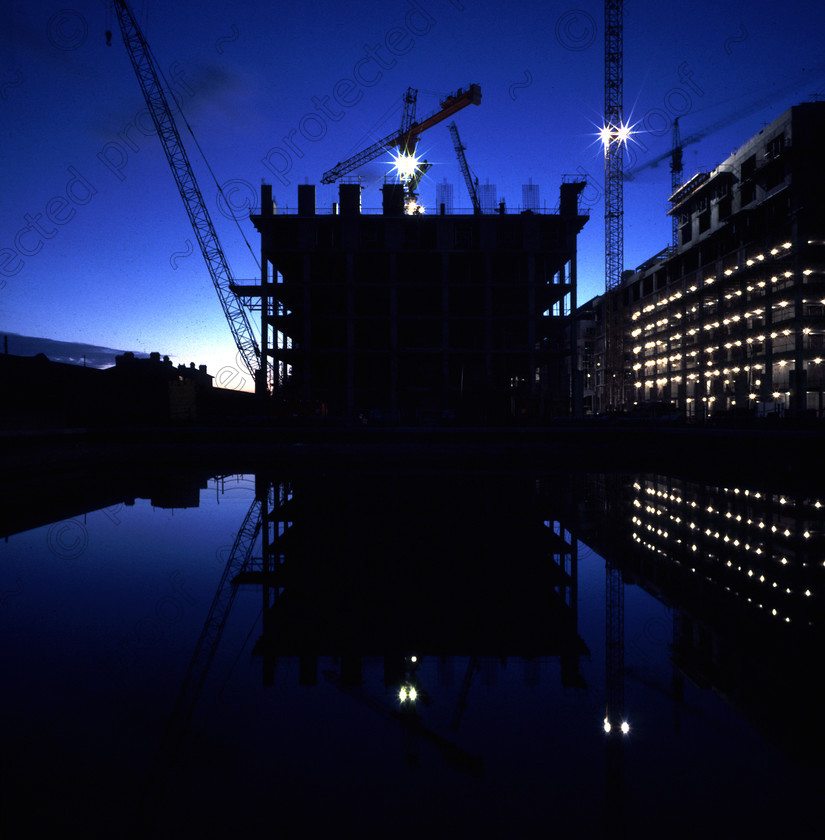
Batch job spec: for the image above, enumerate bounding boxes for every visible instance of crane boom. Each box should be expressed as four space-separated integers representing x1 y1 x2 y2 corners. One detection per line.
321 83 481 184
448 121 480 213
113 1 261 380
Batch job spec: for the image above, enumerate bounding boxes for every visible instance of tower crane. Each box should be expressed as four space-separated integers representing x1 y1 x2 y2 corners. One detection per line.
447 121 481 214
321 83 481 185
112 1 264 393
669 118 684 248
603 3 627 835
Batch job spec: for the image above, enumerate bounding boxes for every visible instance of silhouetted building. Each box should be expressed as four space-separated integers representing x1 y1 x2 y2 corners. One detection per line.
0 349 253 429
241 179 589 424
582 102 825 418
110 351 210 423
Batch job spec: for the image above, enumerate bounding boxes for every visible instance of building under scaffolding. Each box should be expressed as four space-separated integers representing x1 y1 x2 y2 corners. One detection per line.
240 180 588 424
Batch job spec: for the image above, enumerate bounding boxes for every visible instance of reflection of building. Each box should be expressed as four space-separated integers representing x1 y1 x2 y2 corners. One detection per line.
241 469 589 687
1 466 209 538
243 180 588 423
576 470 824 764
581 102 825 418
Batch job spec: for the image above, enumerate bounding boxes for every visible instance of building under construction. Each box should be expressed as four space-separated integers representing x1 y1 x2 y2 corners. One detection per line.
242 180 588 424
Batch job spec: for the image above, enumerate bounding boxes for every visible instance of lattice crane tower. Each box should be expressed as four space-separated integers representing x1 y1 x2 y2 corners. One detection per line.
603 2 627 830
603 1 624 413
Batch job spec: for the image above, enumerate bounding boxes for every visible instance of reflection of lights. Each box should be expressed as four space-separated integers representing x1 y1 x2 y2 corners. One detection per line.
398 684 418 703
604 716 630 735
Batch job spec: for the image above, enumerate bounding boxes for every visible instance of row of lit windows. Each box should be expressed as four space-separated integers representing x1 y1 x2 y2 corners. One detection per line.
632 328 822 357
630 241 797 323
632 300 824 344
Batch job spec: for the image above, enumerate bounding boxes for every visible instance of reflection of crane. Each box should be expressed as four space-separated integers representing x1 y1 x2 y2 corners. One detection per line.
448 122 480 214
450 656 479 730
321 83 481 184
140 494 263 821
669 118 684 247
113 1 263 391
323 668 483 777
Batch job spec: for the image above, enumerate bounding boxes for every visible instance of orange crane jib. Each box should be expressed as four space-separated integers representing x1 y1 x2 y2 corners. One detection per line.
321 83 481 184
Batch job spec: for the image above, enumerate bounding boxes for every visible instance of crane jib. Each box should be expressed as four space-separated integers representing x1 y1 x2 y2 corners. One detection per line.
113 0 261 381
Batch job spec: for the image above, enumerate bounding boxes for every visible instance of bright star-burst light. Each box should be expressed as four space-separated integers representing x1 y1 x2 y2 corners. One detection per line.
389 148 423 182
598 120 637 153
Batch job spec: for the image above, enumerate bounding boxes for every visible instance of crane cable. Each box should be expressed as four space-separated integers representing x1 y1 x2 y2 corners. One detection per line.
341 97 404 163
129 2 263 276
157 64 263 274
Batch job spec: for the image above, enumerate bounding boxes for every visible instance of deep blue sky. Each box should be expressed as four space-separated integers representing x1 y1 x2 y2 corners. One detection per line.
3 0 825 382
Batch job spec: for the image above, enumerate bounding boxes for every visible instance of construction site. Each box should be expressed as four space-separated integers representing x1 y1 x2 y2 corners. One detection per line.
5 4 825 839
72 4 594 428
234 178 587 425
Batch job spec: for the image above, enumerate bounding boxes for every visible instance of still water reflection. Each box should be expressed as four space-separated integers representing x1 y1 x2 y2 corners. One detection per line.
1 462 823 838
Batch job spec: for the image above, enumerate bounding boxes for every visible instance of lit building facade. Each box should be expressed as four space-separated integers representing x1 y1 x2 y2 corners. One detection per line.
593 103 825 419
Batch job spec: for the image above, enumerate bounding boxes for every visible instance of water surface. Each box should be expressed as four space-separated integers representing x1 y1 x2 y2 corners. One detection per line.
1 462 822 837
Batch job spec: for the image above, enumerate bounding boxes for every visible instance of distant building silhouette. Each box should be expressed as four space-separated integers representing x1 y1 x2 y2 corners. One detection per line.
0 349 253 429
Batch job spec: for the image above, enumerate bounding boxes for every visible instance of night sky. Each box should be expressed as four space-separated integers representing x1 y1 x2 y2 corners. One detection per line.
3 0 825 384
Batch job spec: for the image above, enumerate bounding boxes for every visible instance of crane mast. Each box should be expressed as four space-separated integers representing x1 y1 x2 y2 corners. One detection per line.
670 118 684 248
604 4 627 835
448 121 480 214
113 0 262 388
